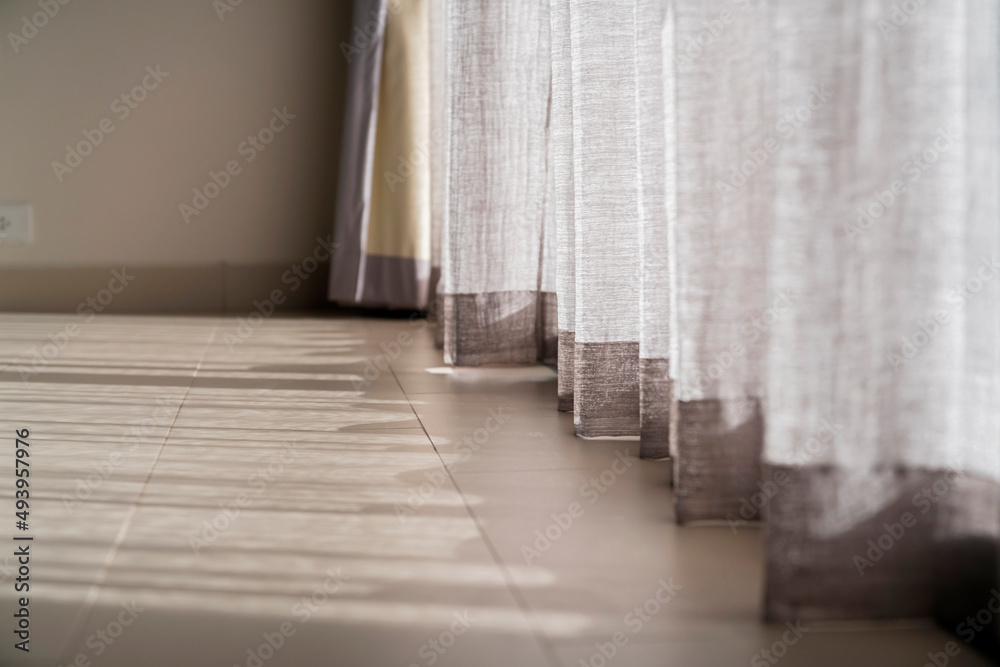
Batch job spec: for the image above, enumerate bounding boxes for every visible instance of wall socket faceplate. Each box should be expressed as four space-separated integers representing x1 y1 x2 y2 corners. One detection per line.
0 204 33 245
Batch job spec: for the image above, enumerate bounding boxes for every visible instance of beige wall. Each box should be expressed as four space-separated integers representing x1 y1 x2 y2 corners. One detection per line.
0 0 352 311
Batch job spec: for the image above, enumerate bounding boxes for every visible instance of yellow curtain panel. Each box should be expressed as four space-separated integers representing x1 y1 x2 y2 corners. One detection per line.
329 0 431 309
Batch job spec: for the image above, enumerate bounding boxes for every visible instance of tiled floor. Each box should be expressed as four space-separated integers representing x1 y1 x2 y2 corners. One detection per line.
0 313 991 666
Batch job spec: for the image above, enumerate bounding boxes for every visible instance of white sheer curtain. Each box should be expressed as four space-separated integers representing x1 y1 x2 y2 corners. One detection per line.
566 0 641 437
430 0 1000 625
668 0 772 521
428 0 446 335
551 0 576 411
636 0 671 460
437 0 556 366
762 0 1000 621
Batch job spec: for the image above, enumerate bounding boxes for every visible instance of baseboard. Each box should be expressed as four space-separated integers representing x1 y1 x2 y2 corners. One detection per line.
0 263 331 314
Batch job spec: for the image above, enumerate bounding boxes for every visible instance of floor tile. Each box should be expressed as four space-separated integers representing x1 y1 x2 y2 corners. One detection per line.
0 313 981 667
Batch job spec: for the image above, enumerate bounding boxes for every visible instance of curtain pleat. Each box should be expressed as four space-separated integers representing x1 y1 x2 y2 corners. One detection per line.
421 0 1000 633
568 0 641 437
669 0 772 521
330 0 387 307
428 0 446 339
439 0 555 366
636 0 671 459
762 0 1000 622
551 0 576 409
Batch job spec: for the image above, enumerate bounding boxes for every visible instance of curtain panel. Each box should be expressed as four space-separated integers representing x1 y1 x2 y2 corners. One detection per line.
437 0 556 366
423 0 1000 629
551 0 575 411
636 0 672 461
566 0 642 437
762 0 1000 622
330 0 432 310
428 0 446 342
668 0 773 522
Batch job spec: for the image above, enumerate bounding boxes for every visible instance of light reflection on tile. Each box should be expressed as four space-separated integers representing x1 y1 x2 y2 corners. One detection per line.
0 313 983 667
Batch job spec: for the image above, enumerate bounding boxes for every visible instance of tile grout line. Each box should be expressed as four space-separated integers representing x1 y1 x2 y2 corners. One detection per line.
58 320 222 661
387 360 566 667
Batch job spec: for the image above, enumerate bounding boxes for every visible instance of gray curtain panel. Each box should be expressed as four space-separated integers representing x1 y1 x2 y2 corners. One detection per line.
762 0 1000 622
330 0 432 310
439 0 556 366
330 0 386 307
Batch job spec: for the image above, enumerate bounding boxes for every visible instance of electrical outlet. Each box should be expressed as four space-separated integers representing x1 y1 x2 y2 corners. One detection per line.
0 204 33 245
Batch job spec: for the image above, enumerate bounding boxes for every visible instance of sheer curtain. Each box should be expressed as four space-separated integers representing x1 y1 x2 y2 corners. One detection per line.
636 0 671 460
551 0 576 411
428 0 1000 627
566 0 641 437
763 0 1000 621
438 0 556 366
668 0 772 521
428 0 446 341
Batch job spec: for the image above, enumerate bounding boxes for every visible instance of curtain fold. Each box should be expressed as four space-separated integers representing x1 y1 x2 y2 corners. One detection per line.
439 0 556 366
762 0 1000 622
636 0 671 459
668 0 772 522
423 0 1000 632
428 0 446 336
551 0 576 410
330 0 432 310
567 0 641 437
